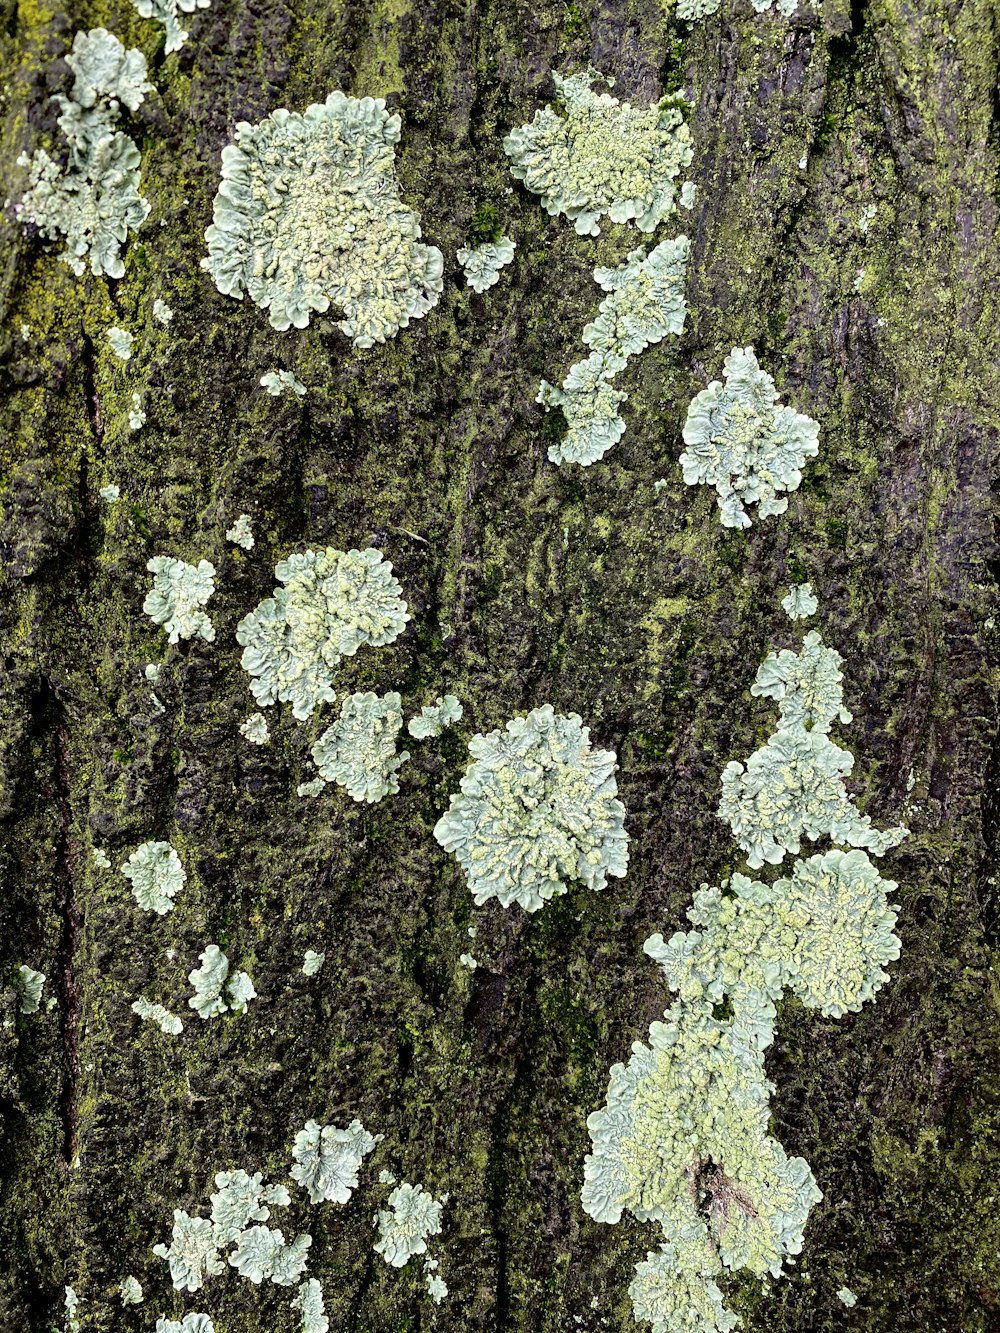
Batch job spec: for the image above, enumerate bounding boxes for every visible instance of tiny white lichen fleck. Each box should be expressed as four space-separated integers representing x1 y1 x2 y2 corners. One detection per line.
679 180 698 208
226 513 254 549
292 1277 329 1333
838 1287 858 1307
145 662 161 682
297 778 326 798
19 965 45 1013
153 1210 224 1292
781 582 818 620
99 483 120 502
227 970 257 1014
129 0 212 54
378 1169 397 1185
153 297 174 324
459 953 478 971
374 1182 446 1268
240 713 270 745
504 70 693 235
236 547 408 719
107 326 134 361
202 93 444 339
121 840 185 915
119 1276 143 1305
679 346 820 529
132 997 184 1035
92 846 111 868
302 950 325 976
309 691 409 803
64 1287 80 1333
128 391 146 431
456 236 515 292
144 555 216 644
434 704 629 912
261 370 307 397
407 694 463 739
291 1118 378 1204
425 1268 448 1303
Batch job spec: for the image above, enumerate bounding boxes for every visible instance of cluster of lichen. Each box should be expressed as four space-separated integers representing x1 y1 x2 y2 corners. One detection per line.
15 29 152 278
236 548 408 720
538 237 690 464
202 93 444 338
679 346 820 528
128 0 211 54
584 614 906 1331
456 237 515 292
308 692 409 802
373 1182 447 1268
120 840 185 914
504 70 692 235
187 945 256 1019
290 1119 378 1204
144 556 217 644
434 704 629 912
407 694 463 739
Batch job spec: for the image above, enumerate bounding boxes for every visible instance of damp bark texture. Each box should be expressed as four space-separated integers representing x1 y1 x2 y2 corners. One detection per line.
1 0 999 1330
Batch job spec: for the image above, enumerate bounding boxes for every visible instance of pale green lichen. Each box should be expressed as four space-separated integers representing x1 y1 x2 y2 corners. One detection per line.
236 547 408 719
15 30 151 277
537 350 627 466
309 692 409 802
302 950 325 976
297 778 326 798
628 1241 738 1333
679 347 820 528
202 93 444 338
456 236 515 292
18 965 45 1013
676 0 722 18
128 391 146 430
155 1315 215 1333
749 630 852 734
459 953 478 971
424 1258 448 1304
434 704 629 912
227 513 254 549
210 1170 290 1246
407 694 463 739
64 1287 80 1333
261 370 307 397
504 70 692 235
132 997 184 1035
679 180 698 208
121 840 185 914
107 326 134 361
153 298 174 324
240 713 270 745
838 1287 858 1307
98 484 120 502
539 237 689 465
187 945 256 1019
129 0 211 54
374 1183 446 1268
92 846 111 868
229 1226 312 1285
118 1276 143 1305
290 1119 378 1204
154 1211 225 1292
144 556 216 644
781 582 817 620
292 1278 329 1333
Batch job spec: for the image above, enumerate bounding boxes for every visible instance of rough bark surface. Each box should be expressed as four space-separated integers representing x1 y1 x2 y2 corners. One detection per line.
1 0 999 1329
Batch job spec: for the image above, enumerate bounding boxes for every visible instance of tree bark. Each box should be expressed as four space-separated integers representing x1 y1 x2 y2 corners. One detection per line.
1 0 999 1329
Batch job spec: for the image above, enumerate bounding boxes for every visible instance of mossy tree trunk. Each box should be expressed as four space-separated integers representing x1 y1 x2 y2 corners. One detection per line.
1 0 999 1329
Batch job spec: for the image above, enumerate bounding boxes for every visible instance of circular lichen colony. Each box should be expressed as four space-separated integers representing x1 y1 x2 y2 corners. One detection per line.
434 704 629 911
201 92 444 338
236 548 409 720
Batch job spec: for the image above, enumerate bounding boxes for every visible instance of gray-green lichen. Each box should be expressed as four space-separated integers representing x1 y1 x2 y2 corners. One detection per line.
229 1226 312 1285
261 370 307 397
155 1315 215 1333
504 70 692 235
153 1212 224 1292
153 298 174 324
98 484 119 503
202 93 444 338
407 694 463 739
210 1171 290 1246
236 547 408 719
838 1287 858 1307
679 347 820 528
18 965 45 1013
424 1258 448 1304
434 704 629 911
456 237 515 292
227 513 255 549
92 846 111 867
144 556 217 644
121 840 185 914
296 778 326 798
292 1278 329 1333
749 630 852 733
118 1276 143 1305
676 0 722 18
132 997 184 1035
129 0 211 54
781 582 818 620
128 392 146 430
302 949 325 976
187 945 256 1019
64 1287 80 1333
373 1183 446 1268
106 326 133 361
309 692 409 802
628 1241 738 1333
239 713 270 745
15 30 151 278
290 1118 378 1204
538 237 689 465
